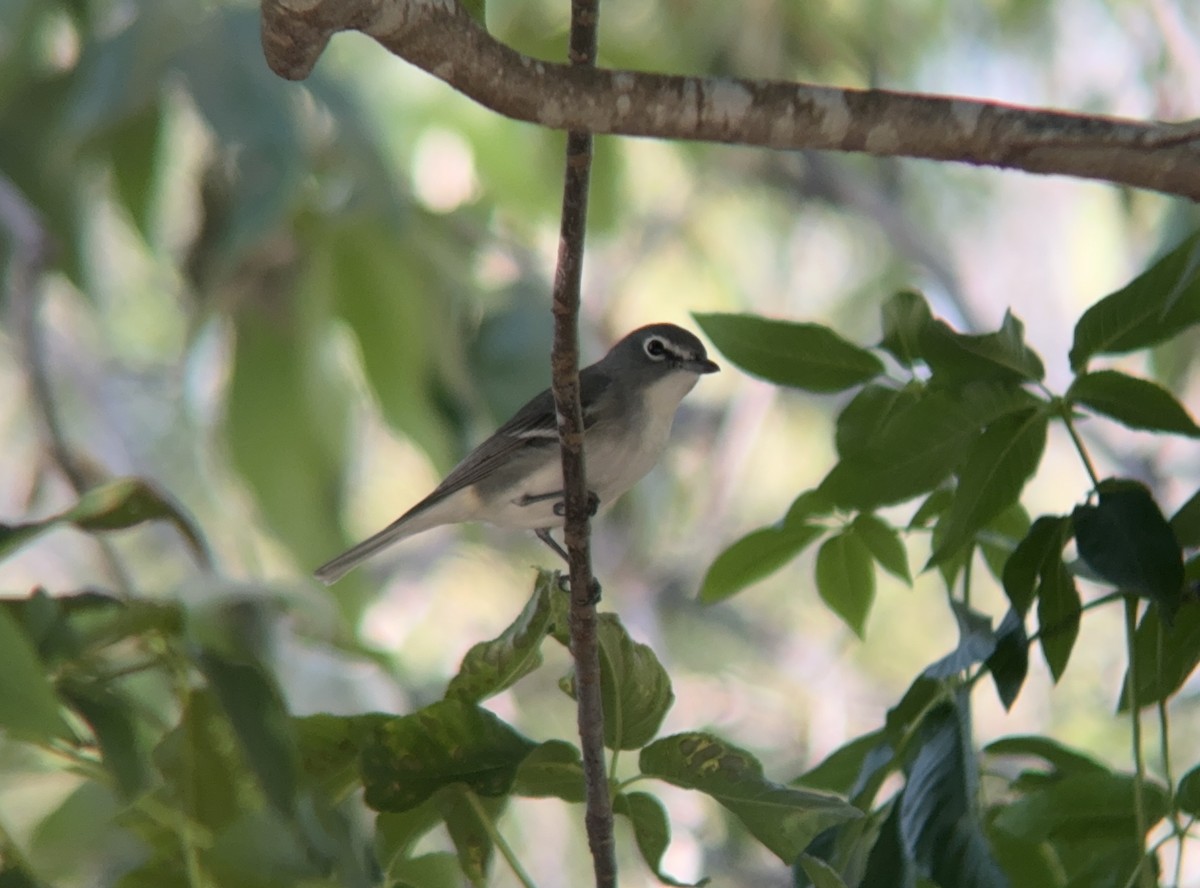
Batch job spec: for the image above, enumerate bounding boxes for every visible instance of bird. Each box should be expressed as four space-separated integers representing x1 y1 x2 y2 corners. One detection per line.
314 323 719 584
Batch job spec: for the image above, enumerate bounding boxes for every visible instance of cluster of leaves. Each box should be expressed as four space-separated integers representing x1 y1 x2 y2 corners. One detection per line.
0 477 861 887
690 232 1200 887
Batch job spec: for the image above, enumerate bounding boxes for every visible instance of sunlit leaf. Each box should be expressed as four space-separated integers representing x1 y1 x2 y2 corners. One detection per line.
293 712 389 796
834 385 922 460
441 789 500 887
694 313 884 393
513 740 585 803
853 514 911 584
445 572 554 702
699 524 823 603
593 615 674 750
0 607 71 743
640 732 861 863
921 311 1045 386
1070 233 1200 370
1068 370 1200 436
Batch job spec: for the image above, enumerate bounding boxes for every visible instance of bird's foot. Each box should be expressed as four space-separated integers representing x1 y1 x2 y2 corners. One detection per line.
551 491 600 518
555 572 602 605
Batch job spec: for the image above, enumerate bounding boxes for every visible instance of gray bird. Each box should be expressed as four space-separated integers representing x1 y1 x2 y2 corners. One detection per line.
314 323 719 584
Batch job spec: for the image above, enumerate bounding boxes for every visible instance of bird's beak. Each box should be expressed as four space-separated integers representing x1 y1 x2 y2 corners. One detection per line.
686 357 720 374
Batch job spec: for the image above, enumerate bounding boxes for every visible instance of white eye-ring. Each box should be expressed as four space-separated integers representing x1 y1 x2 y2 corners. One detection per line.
644 337 668 360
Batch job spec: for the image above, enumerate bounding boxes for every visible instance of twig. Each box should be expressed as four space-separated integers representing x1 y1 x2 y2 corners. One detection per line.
545 0 615 883
259 0 1200 201
0 174 134 596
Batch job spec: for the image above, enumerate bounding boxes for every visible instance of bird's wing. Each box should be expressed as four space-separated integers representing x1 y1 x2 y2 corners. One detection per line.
419 368 614 503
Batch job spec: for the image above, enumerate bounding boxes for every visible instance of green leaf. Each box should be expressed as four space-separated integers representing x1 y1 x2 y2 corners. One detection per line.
835 385 923 460
375 801 445 867
899 701 1009 888
784 489 837 526
1070 232 1200 370
361 700 536 812
879 290 933 368
979 502 1032 583
816 530 876 638
293 712 389 796
614 792 707 887
1001 515 1071 617
639 732 861 863
595 614 674 750
699 524 823 603
991 771 1168 843
985 610 1028 711
512 740 585 803
984 736 1107 776
445 572 554 702
694 313 884 393
1037 561 1080 683
923 602 997 680
196 649 299 817
929 407 1047 565
1178 764 1200 817
820 389 980 510
441 789 500 887
860 804 913 888
797 853 850 888
60 681 149 799
1068 370 1200 436
921 310 1045 386
1169 487 1200 549
798 730 887 797
1072 479 1185 623
0 607 71 743
853 514 911 584
1117 600 1200 711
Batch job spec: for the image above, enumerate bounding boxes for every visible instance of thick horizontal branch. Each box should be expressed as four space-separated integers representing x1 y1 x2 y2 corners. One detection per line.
261 0 1200 201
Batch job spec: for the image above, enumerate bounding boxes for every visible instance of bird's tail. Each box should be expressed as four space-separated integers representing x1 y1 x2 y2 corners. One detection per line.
313 518 416 586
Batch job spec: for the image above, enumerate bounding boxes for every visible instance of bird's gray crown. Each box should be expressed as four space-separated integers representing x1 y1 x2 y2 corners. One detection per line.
605 323 720 375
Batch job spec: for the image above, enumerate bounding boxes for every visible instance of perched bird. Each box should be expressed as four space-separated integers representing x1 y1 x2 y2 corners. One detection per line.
314 323 719 584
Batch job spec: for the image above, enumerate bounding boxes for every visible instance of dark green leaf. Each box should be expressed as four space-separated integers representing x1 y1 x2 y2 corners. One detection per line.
1069 370 1200 436
860 803 914 888
816 530 876 638
1001 515 1070 617
979 503 1032 583
1036 561 1080 682
929 407 1047 564
899 701 1009 888
883 676 945 745
879 290 933 368
984 736 1107 776
852 514 911 584
361 700 536 812
595 614 674 750
924 602 996 680
196 649 299 817
1117 600 1200 711
784 489 837 526
909 488 953 530
445 572 554 702
1070 233 1200 370
699 524 823 603
614 792 707 887
1178 764 1200 817
512 740 585 803
639 732 861 863
835 385 923 460
921 311 1045 386
1073 479 1185 623
985 610 1028 711
0 607 71 742
694 313 884 393
1169 488 1200 549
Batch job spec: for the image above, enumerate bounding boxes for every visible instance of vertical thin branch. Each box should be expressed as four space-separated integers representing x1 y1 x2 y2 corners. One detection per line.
1123 595 1154 888
547 0 614 884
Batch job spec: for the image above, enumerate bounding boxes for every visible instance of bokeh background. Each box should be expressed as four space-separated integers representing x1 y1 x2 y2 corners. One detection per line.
2 0 1199 884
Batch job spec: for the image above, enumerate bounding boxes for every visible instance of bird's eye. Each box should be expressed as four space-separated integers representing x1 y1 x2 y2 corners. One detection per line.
644 337 667 359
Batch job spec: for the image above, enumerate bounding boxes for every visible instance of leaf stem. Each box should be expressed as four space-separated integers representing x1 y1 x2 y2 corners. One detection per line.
1058 399 1102 490
464 789 537 888
1124 595 1154 888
